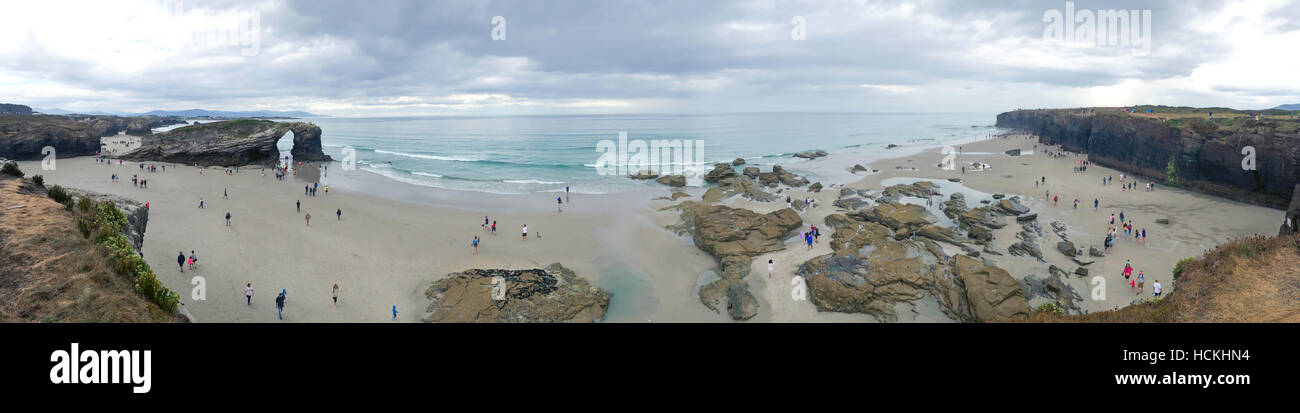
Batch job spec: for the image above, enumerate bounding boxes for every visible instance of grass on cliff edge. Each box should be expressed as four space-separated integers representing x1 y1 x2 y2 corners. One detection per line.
0 176 178 322
1028 234 1300 323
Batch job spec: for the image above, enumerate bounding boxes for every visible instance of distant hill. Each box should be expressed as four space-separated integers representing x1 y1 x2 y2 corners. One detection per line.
0 103 33 115
1273 104 1300 111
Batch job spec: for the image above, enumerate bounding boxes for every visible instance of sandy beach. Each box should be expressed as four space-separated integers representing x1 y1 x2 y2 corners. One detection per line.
21 132 1284 323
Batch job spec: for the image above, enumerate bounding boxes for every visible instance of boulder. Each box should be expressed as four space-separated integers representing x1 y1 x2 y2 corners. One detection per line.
1008 239 1044 261
793 150 828 159
1088 246 1105 257
809 182 823 192
851 164 868 173
732 158 746 166
996 198 1031 215
631 170 659 180
1056 241 1077 257
703 163 737 183
1016 213 1038 223
1005 149 1021 156
742 166 760 178
655 175 686 187
422 263 610 323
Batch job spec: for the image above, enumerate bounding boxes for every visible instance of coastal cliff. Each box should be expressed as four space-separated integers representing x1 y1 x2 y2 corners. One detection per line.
0 114 182 160
121 119 331 166
996 109 1300 208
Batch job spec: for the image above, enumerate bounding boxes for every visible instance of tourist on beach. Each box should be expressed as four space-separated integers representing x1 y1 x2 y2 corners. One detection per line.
491 220 497 235
566 185 570 204
1152 280 1162 298
521 224 528 240
786 196 792 208
177 251 185 272
1141 228 1146 243
472 236 479 255
336 208 342 220
223 188 228 199
1119 211 1125 223
557 196 563 212
305 213 311 226
275 291 286 320
199 197 204 209
1136 271 1145 294
1053 195 1058 206
1109 214 1115 225
392 305 399 320
332 283 339 308
245 283 254 306
188 251 197 270
225 211 232 226
768 259 775 278
305 185 309 195
1094 198 1099 211
805 232 814 250
296 200 300 212
483 216 489 229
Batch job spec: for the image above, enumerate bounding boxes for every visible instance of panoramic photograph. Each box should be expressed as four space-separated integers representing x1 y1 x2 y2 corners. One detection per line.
1 0 1295 396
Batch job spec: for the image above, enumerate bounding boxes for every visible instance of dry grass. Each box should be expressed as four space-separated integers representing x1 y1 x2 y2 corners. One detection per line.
0 176 178 322
1028 235 1300 323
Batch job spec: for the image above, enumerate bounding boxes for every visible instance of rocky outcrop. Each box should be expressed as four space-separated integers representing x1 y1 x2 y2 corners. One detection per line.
64 189 150 251
793 150 828 159
422 263 610 323
1281 184 1300 235
688 204 802 320
0 114 182 160
732 158 746 166
798 211 1029 322
121 119 330 166
997 109 1300 208
631 170 659 180
756 165 809 187
655 175 686 187
703 163 738 183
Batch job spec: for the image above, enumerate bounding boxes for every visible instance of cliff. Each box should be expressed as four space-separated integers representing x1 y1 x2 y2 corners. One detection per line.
120 119 331 166
0 114 184 160
996 109 1300 208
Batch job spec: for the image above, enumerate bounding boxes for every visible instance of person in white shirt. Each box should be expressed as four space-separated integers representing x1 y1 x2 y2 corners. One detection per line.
244 283 254 306
1152 280 1162 298
767 259 775 278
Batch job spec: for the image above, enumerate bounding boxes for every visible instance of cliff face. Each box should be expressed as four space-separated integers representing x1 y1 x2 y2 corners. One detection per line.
121 119 331 166
0 114 184 160
997 110 1300 208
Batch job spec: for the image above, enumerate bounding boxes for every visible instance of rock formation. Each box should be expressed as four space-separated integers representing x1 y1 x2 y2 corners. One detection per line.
797 209 1029 322
997 109 1300 208
422 263 610 323
121 119 331 166
0 114 183 160
682 203 802 320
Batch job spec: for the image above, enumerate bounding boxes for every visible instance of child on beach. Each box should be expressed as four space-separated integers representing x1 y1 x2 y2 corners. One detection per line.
768 259 775 278
521 224 528 240
392 305 399 320
188 251 197 270
557 196 563 212
472 236 480 255
491 220 497 234
225 211 231 226
305 213 311 226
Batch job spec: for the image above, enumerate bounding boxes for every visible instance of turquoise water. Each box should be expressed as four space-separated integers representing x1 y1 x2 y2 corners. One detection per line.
275 112 1000 194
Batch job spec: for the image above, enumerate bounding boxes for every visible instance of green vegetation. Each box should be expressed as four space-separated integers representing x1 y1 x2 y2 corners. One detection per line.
1033 302 1065 315
31 174 43 187
1164 156 1179 187
1 161 23 177
47 184 72 206
1172 257 1194 281
73 199 180 313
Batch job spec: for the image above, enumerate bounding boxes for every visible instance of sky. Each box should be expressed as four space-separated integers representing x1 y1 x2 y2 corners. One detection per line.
1 0 1297 117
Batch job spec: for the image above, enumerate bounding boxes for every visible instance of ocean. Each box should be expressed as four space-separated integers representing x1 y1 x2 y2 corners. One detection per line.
260 112 1004 195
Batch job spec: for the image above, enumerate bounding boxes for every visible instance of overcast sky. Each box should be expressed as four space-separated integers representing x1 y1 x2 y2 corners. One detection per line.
1 0 1297 116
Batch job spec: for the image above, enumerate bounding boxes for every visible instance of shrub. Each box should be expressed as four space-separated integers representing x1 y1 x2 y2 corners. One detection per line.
84 201 179 314
77 196 94 213
1172 257 1194 281
32 174 44 187
1164 156 1180 187
47 185 72 205
1034 302 1064 315
1 161 22 177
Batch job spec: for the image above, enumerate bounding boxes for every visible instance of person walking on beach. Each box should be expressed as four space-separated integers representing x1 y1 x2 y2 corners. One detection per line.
1152 280 1162 298
566 185 570 204
245 283 254 306
557 196 563 212
521 224 528 240
472 236 480 255
188 251 197 270
1053 195 1058 206
1094 198 1099 211
768 259 775 278
1136 271 1145 294
483 216 489 229
275 291 286 320
223 188 228 199
225 211 232 226
332 283 339 308
1141 228 1146 244
305 213 311 226
336 208 342 220
177 251 185 273
199 197 204 209
392 305 399 320
296 200 300 212
491 220 496 235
